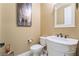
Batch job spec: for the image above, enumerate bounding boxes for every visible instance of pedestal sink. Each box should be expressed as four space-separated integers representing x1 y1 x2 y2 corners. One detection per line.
46 36 78 56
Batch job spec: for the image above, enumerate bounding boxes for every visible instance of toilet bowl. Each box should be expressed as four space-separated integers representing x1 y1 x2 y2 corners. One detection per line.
30 37 46 56
31 44 43 56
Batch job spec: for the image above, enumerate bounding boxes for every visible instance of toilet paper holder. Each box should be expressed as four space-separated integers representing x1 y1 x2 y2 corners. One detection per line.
28 39 32 43
0 43 5 48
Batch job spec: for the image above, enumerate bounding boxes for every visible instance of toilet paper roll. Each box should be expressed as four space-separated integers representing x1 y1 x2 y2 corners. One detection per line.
28 39 32 43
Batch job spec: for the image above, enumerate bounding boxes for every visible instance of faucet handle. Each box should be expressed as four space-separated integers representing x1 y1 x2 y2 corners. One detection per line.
56 33 63 37
59 33 63 37
64 35 69 38
56 34 59 37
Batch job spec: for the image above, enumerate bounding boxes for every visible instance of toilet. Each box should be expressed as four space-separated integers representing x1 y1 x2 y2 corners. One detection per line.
30 37 46 56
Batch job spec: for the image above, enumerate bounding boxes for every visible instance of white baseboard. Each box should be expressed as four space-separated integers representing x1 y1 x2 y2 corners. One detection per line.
17 50 32 56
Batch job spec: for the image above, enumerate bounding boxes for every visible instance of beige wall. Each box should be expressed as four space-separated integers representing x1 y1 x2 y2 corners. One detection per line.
0 4 2 41
41 3 79 39
1 3 40 55
0 4 4 55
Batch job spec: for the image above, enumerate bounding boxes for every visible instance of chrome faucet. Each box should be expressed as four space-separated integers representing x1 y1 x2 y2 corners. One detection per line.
59 33 63 37
56 34 59 37
56 33 69 38
64 35 69 38
56 33 63 37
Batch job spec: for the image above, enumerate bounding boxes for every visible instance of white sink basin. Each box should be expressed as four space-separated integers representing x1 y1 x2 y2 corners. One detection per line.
46 36 78 56
46 36 78 45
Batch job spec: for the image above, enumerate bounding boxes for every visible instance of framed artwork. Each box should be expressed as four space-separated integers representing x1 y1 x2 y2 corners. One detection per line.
17 3 32 27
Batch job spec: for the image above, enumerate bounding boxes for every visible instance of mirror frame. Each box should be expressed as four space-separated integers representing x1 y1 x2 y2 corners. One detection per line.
54 4 76 28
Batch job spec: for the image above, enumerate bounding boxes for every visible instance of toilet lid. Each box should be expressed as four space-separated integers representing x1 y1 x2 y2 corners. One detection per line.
31 44 43 50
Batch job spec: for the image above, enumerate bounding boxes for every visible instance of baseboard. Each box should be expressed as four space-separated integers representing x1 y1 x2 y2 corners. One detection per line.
17 50 32 56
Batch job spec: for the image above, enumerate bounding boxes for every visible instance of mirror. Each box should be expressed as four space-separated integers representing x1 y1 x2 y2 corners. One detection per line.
54 3 76 28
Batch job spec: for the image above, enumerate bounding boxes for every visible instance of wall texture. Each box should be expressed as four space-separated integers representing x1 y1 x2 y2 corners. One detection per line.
0 4 2 40
0 4 4 55
41 3 79 39
1 3 40 55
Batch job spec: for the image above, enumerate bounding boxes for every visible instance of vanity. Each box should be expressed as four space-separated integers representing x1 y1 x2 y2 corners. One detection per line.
46 36 78 56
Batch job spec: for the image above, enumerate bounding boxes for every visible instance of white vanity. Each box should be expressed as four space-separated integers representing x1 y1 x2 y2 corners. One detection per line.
46 36 78 56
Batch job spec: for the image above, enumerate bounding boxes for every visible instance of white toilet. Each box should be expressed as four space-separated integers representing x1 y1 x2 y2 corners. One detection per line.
30 37 46 56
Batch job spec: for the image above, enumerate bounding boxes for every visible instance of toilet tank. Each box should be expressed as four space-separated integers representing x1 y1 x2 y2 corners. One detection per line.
40 37 46 46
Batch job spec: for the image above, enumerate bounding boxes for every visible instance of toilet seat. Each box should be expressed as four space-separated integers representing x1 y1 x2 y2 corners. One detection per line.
30 44 43 56
31 44 43 50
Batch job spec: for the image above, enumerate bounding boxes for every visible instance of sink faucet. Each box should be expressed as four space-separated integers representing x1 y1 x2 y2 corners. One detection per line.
56 34 59 37
64 35 69 38
56 33 69 38
59 33 63 37
56 33 63 37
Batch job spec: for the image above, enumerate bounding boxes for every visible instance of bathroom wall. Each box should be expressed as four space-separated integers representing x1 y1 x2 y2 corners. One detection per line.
41 3 79 39
0 4 4 55
1 3 40 55
0 4 2 42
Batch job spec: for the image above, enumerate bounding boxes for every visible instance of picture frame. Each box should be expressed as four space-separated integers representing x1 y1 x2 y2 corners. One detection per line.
17 3 32 27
